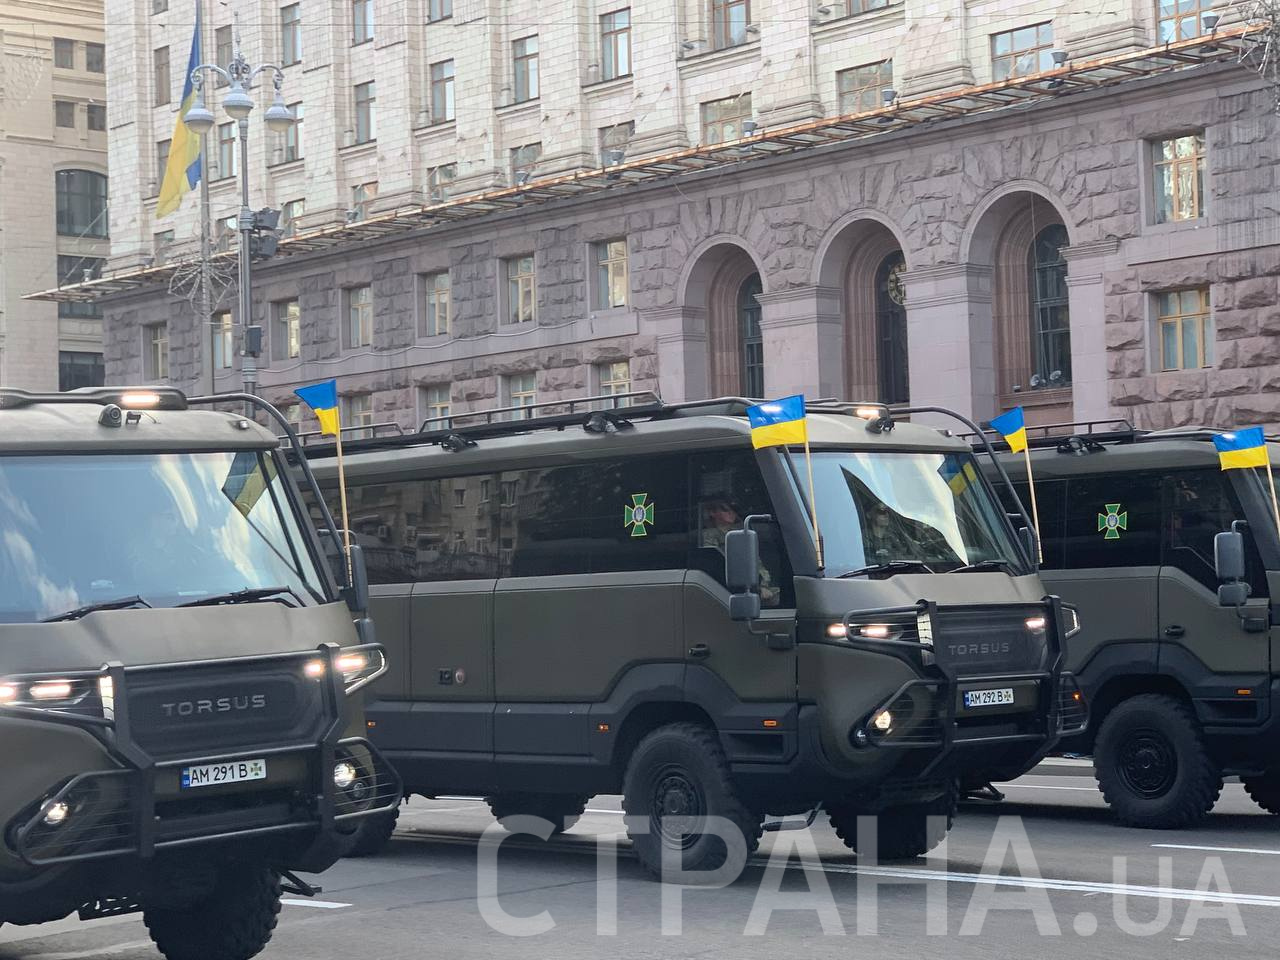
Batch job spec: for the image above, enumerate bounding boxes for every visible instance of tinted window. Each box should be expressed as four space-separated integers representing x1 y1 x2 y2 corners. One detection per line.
1062 473 1162 569
1007 479 1067 570
1164 469 1265 595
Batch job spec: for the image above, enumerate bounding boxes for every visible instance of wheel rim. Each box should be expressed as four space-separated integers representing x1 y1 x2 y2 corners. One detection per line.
650 765 705 849
1117 728 1178 799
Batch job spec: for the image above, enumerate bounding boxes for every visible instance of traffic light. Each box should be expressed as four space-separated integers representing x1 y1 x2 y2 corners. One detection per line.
249 207 281 262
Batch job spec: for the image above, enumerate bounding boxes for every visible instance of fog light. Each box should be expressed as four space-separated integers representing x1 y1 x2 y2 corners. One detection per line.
334 761 358 790
872 709 893 732
1024 616 1047 631
42 801 70 827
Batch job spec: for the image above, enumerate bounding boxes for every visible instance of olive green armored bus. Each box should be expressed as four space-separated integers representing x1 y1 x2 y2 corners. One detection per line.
305 395 1083 876
986 421 1280 828
0 387 399 959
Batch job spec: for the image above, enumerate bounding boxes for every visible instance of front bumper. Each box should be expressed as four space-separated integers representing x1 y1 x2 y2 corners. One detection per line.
2 644 401 869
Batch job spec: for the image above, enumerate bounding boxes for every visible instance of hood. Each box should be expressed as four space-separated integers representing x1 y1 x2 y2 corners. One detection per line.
796 571 1050 619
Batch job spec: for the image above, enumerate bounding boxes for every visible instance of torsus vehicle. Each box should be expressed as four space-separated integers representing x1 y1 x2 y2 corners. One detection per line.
0 387 399 960
305 395 1084 877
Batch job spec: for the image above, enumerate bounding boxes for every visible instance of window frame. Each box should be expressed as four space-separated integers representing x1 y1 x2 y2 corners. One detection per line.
87 103 106 131
53 38 75 69
504 255 537 324
420 270 451 337
700 93 753 145
428 0 452 21
55 169 109 239
593 238 629 310
600 8 631 81
272 298 301 360
154 46 171 106
354 80 376 143
428 163 456 201
504 372 538 416
512 35 540 102
1156 286 1213 371
214 27 232 87
280 3 302 65
837 60 893 114
85 42 105 73
990 22 1053 82
212 310 234 370
57 255 104 318
422 383 451 423
54 100 76 129
430 59 455 123
1157 0 1212 43
352 0 375 45
711 0 751 50
216 121 236 180
281 101 303 162
1151 132 1206 224
146 323 170 381
510 142 542 183
346 284 374 348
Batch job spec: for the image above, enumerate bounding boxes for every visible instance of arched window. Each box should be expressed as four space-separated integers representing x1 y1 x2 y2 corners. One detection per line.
738 274 764 398
56 170 109 238
874 251 908 404
1028 223 1069 388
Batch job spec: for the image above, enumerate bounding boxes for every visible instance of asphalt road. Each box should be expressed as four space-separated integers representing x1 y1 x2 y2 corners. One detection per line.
4 762 1278 959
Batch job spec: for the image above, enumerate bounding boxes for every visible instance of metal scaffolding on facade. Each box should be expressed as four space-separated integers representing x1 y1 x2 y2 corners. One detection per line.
26 23 1264 305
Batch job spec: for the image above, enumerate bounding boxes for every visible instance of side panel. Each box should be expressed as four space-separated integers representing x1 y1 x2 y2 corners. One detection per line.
368 584 411 700
682 571 796 702
1037 568 1160 673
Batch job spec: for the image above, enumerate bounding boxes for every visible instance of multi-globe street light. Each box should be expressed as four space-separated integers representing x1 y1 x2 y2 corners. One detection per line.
183 34 294 408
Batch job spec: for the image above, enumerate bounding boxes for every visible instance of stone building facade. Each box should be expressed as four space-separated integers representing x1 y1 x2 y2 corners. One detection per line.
94 1 1280 433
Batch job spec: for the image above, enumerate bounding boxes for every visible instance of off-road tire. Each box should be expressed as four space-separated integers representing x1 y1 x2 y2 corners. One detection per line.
827 782 958 861
621 722 763 880
346 804 401 857
487 794 589 834
1242 773 1280 815
143 863 281 960
1094 694 1222 829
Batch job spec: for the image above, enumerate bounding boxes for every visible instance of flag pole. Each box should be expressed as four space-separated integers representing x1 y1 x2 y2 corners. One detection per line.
334 426 353 583
802 433 824 570
1264 459 1280 540
1022 445 1043 565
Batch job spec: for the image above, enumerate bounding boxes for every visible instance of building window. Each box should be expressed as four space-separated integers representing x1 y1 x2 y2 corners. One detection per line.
281 3 302 64
59 351 105 391
215 215 237 252
56 255 104 318
342 394 374 439
351 180 378 220
453 488 467 509
273 298 301 360
282 198 305 237
347 285 373 347
428 163 456 201
55 169 108 238
278 101 303 162
1157 287 1213 370
354 81 376 143
1158 0 1212 43
1029 224 1071 387
1153 132 1206 223
146 324 169 380
153 0 168 10
212 310 234 369
54 101 76 128
599 121 634 165
155 140 171 185
422 383 451 423
505 256 536 324
991 23 1053 81
87 103 106 131
85 42 104 73
430 60 455 122
420 271 451 337
214 26 232 86
846 0 895 12
738 274 764 398
711 0 750 49
352 0 374 44
837 60 892 114
154 46 170 105
601 9 631 80
701 93 752 144
504 372 537 417
875 251 909 404
510 142 542 183
153 230 174 263
593 239 628 309
53 38 74 69
513 36 539 102
428 0 452 21
597 360 631 404
216 121 236 179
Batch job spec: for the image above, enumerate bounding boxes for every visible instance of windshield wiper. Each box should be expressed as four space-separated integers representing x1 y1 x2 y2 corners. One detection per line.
177 586 303 609
836 560 937 579
41 595 152 623
949 559 1018 574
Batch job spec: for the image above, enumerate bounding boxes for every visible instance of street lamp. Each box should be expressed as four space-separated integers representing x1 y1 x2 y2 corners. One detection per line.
184 33 294 410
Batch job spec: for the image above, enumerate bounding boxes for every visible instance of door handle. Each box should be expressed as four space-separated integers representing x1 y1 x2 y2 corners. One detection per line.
1164 625 1185 638
688 643 711 659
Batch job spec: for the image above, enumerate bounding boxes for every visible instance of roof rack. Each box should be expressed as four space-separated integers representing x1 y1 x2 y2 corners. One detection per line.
293 420 405 445
965 417 1280 454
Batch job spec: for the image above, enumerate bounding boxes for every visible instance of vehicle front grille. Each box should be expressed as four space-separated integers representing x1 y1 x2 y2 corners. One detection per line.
931 606 1050 676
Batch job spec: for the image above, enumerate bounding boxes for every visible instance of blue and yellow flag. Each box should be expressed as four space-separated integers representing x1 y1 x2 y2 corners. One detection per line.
295 379 340 436
939 458 980 496
156 6 204 219
1213 426 1269 471
990 406 1028 454
747 395 808 449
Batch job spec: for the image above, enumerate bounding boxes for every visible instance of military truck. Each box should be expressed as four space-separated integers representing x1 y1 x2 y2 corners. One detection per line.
304 394 1083 877
0 387 399 960
986 420 1280 828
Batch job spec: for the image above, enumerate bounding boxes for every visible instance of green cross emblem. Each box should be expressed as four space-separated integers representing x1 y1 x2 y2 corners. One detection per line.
624 494 655 538
1097 503 1128 540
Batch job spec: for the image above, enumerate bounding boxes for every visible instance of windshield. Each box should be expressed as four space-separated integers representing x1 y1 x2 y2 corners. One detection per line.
797 450 1025 577
0 451 326 623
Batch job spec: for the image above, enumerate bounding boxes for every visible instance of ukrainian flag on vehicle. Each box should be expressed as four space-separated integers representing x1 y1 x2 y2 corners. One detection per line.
989 406 1029 454
747 395 807 449
1213 426 1270 471
295 379 341 436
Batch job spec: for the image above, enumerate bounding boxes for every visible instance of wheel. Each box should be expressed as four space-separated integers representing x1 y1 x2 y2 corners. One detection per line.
1093 694 1222 829
621 722 763 880
346 805 400 857
143 863 281 960
1242 772 1280 814
827 782 958 860
487 793 588 835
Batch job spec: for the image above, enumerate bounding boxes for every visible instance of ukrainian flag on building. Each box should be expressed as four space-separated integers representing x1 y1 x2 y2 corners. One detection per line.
746 395 807 449
1213 426 1269 471
989 406 1029 454
156 6 204 219
295 379 341 436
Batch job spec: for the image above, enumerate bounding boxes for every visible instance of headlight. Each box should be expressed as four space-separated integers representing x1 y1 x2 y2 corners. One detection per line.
304 647 387 695
826 622 905 641
0 677 96 712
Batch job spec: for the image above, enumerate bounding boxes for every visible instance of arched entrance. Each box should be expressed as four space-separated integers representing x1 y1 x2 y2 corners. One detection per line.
874 251 908 404
680 241 766 397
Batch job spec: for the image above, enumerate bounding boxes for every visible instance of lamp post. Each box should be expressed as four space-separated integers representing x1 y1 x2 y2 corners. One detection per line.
183 33 294 412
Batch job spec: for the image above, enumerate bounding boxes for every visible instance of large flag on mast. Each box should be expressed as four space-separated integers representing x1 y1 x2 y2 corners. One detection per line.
156 5 204 218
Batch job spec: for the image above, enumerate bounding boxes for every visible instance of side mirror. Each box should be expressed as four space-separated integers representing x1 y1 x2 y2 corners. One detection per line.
1218 581 1250 608
345 543 371 615
725 528 761 593
728 592 761 622
1214 530 1246 584
1019 526 1039 566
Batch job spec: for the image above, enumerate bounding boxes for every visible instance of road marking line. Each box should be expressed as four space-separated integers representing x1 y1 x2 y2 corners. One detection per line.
281 898 352 909
1000 783 1098 792
17 940 157 959
1153 843 1280 856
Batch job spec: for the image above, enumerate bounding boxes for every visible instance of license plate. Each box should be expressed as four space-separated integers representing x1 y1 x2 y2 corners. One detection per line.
963 687 1016 708
181 759 267 789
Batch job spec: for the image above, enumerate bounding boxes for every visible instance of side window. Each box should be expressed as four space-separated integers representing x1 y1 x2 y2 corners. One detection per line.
1061 473 1162 569
690 450 795 608
1164 469 1265 595
1007 478 1067 570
